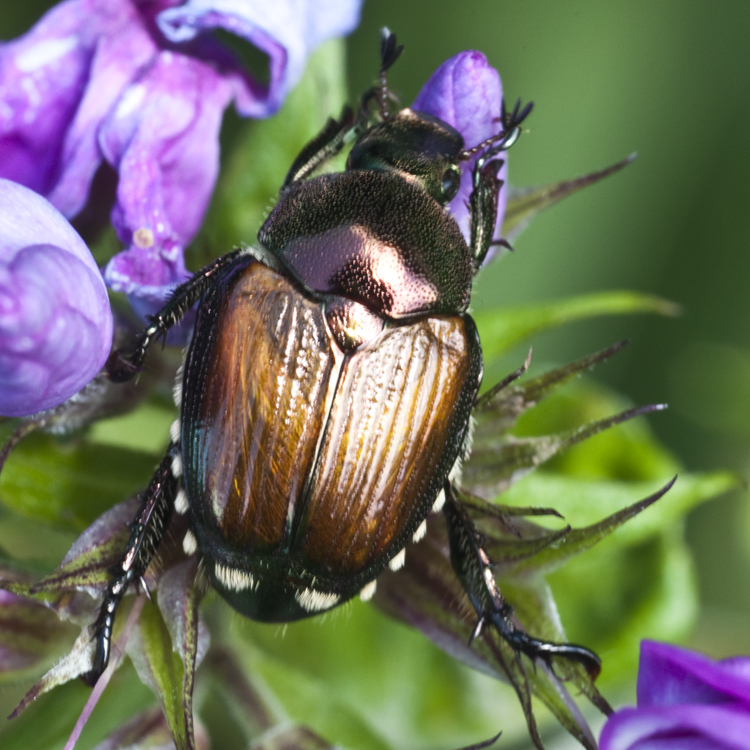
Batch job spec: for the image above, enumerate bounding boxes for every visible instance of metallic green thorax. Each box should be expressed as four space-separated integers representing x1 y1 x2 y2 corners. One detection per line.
259 109 474 319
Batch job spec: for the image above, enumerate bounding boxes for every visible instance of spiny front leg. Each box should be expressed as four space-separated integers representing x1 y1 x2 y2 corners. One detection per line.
281 106 356 189
82 445 179 685
468 153 504 270
106 249 245 382
442 482 601 679
466 98 534 270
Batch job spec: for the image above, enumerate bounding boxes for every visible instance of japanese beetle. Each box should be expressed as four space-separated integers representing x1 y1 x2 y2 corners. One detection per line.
90 30 599 684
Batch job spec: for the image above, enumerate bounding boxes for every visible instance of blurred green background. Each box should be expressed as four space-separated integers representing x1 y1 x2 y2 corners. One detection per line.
2 0 750 747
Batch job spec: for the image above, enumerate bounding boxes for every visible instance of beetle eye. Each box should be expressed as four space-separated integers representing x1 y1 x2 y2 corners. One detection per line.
441 168 461 202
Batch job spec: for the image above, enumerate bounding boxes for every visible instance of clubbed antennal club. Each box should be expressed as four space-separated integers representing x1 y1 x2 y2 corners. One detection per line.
458 97 534 161
378 27 404 120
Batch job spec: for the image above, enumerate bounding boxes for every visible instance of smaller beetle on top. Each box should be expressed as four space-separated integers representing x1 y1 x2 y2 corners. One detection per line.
89 30 599 685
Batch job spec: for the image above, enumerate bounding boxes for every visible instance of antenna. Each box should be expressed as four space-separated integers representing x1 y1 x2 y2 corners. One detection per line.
378 28 403 119
458 98 534 161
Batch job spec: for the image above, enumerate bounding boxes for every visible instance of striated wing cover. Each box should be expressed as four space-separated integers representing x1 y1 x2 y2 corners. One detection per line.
294 315 481 577
182 261 341 555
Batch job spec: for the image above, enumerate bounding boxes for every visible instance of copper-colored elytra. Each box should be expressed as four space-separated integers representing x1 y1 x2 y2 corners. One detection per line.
196 263 337 552
297 316 473 574
191 262 474 577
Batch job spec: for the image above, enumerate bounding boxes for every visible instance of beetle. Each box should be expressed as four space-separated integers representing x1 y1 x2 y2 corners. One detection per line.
86 30 600 685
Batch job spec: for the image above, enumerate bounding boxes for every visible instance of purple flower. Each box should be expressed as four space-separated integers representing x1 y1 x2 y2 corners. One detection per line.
0 0 362 307
0 179 112 417
413 51 509 256
600 641 750 749
156 0 362 116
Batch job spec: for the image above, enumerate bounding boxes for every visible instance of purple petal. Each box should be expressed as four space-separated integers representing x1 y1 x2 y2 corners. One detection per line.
0 180 112 417
600 704 750 750
0 0 171 220
45 0 163 219
638 641 750 709
413 51 508 251
722 657 750 682
0 177 99 272
102 51 233 302
601 643 750 750
0 0 91 197
156 0 363 117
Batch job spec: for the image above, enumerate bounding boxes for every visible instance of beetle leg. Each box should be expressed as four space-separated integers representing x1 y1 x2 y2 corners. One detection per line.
82 445 178 686
468 156 505 271
442 482 602 680
358 29 404 125
467 98 534 271
106 249 245 382
281 105 356 189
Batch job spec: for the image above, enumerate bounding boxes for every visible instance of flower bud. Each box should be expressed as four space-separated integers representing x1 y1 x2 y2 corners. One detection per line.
0 179 112 416
414 51 508 255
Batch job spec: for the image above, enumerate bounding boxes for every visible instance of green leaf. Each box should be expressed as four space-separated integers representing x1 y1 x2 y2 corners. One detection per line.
0 589 78 685
5 593 144 721
464 344 673 498
9 626 97 718
372 462 734 745
202 645 277 741
474 291 681 363
500 580 611 717
0 660 154 750
0 504 76 574
29 499 137 595
1 575 91 629
0 432 159 531
501 155 636 241
549 528 699 687
464 404 665 500
227 629 394 750
0 678 93 750
499 471 737 549
473 342 626 432
126 600 190 750
86 401 175 454
224 597 528 750
511 376 680 482
156 559 205 750
494 479 675 578
486 469 734 690
484 522 572 572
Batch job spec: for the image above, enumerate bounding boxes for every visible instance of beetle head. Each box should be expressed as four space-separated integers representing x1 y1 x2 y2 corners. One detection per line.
346 108 464 207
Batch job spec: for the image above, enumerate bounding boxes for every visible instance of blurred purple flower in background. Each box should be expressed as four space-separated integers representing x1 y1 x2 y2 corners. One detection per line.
600 640 750 749
0 0 362 307
0 179 112 417
414 50 508 256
